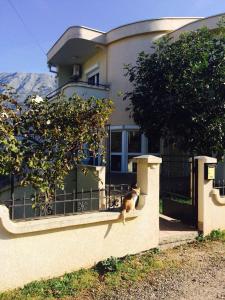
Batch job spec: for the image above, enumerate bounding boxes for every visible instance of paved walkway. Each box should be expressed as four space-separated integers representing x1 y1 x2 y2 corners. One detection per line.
159 214 198 248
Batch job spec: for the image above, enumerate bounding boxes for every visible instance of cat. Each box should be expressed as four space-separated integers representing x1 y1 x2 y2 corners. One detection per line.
121 184 140 225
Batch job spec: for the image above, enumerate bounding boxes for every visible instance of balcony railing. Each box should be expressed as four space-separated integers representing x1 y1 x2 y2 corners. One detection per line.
46 80 110 100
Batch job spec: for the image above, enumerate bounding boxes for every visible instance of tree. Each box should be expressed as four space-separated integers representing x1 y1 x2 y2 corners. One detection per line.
124 21 225 157
0 91 112 201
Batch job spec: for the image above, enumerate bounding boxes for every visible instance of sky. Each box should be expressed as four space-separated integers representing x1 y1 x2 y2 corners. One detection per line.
0 0 225 74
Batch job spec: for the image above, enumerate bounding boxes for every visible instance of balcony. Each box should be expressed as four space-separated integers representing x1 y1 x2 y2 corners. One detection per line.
46 80 110 100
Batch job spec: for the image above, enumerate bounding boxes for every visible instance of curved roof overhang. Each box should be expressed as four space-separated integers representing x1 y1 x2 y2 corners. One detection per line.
168 13 225 40
47 27 106 66
49 16 224 67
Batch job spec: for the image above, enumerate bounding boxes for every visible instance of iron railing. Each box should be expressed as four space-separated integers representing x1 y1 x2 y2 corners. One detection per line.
7 189 102 221
105 184 130 210
160 155 193 199
0 183 131 221
46 80 110 100
213 179 225 196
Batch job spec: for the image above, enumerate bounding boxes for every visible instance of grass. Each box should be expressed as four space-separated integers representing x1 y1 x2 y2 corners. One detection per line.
1 231 225 300
0 248 173 300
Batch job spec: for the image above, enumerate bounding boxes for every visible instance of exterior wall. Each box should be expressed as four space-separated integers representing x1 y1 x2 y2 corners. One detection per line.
58 65 73 86
169 14 225 40
196 156 225 235
0 155 161 291
59 82 109 99
65 165 105 193
81 48 107 84
107 32 165 126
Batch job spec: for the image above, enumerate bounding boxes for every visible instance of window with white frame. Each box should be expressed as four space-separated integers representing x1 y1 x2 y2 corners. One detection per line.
86 65 100 86
110 127 147 173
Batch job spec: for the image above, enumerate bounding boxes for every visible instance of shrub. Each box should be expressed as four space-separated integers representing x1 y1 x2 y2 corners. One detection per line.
96 256 121 274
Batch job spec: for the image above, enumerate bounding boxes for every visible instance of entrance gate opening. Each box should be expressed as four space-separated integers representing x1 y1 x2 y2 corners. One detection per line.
160 155 198 227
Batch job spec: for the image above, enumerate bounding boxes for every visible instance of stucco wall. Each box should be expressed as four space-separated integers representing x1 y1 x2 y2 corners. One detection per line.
196 156 225 235
107 32 165 125
58 65 73 86
169 14 225 40
81 48 107 84
0 155 161 291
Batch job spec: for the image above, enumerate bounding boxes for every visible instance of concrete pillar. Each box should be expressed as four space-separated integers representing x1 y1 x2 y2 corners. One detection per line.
134 155 162 244
134 155 162 195
195 156 217 235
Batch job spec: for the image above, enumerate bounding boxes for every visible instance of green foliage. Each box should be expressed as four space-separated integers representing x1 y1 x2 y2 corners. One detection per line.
96 256 121 274
196 229 225 242
0 90 112 200
125 20 225 157
196 233 205 242
208 229 225 240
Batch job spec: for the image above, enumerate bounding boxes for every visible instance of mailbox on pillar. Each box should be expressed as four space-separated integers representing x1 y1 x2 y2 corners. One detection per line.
204 163 216 180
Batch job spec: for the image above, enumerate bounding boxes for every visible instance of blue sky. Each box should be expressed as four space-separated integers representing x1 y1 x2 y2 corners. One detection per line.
0 0 224 74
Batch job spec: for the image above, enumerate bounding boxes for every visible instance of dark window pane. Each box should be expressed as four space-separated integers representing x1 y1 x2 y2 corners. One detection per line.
111 155 121 171
88 75 95 85
128 155 137 173
87 73 99 86
128 131 141 153
111 131 122 152
96 73 99 85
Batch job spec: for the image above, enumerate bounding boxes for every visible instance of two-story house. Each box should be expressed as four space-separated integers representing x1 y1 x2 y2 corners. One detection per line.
47 14 224 176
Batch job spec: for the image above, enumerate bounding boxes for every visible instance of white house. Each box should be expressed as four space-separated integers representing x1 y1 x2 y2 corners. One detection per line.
47 13 225 174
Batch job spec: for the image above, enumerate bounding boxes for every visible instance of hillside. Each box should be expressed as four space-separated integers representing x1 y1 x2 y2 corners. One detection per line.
0 72 57 102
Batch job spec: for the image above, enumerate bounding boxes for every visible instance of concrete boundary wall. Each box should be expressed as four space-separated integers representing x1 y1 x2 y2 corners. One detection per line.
196 156 225 235
0 155 161 291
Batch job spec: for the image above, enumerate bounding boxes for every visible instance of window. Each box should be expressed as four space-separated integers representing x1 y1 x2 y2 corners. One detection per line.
111 131 122 152
109 128 148 173
87 73 99 86
128 131 142 153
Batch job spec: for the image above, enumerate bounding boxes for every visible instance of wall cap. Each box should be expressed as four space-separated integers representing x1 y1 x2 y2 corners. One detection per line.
194 156 217 164
0 205 141 235
134 155 162 164
211 189 225 206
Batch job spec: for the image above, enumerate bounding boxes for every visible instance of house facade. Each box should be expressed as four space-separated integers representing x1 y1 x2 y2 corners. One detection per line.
47 14 224 174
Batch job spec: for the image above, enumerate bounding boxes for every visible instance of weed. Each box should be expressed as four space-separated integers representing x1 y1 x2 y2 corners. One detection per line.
95 256 121 274
196 233 205 242
196 229 225 243
208 229 225 241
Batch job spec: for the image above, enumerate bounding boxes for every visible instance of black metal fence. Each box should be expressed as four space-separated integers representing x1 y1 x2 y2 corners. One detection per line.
105 184 130 210
213 162 225 196
160 155 193 198
0 181 130 221
160 155 197 226
213 180 225 196
7 189 101 221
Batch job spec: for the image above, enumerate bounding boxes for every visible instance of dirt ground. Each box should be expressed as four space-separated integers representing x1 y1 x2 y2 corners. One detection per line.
87 241 225 300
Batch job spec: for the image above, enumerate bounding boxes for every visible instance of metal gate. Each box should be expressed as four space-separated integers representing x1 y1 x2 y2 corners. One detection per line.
160 155 198 226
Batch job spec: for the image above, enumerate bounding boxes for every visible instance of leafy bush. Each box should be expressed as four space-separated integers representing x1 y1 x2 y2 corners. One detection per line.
0 91 112 201
208 229 225 241
96 256 121 274
124 20 225 157
196 229 225 242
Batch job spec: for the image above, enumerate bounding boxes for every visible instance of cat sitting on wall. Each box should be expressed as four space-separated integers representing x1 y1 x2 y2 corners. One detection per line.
121 184 140 224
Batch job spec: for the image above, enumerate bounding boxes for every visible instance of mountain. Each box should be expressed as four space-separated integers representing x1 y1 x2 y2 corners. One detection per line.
0 72 57 102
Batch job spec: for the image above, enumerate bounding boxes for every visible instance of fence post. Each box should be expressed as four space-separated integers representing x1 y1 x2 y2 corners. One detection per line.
134 155 162 245
134 155 162 195
96 166 106 209
194 156 217 235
